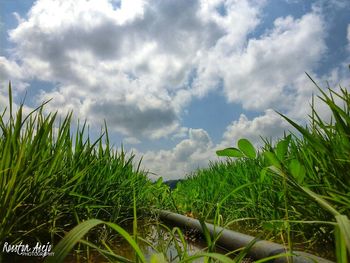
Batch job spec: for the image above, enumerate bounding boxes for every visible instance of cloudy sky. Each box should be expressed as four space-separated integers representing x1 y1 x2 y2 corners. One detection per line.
1 0 349 180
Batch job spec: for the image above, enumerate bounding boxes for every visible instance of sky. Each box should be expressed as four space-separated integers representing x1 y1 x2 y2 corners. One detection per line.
0 0 350 180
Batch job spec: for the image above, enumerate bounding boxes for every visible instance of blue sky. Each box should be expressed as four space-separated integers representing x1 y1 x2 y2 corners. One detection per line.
1 0 350 180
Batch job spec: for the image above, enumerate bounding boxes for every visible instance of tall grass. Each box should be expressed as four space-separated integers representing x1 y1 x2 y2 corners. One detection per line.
0 83 162 255
41 179 253 263
2 75 349 261
173 77 350 259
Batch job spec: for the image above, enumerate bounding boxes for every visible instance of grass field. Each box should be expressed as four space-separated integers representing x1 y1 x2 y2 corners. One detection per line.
172 79 350 260
1 77 349 262
0 84 167 260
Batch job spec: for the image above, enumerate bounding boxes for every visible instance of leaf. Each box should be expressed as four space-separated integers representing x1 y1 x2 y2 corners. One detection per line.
45 219 147 263
254 253 293 263
262 221 274 231
216 147 244 158
277 111 328 153
218 183 252 206
237 138 256 159
289 159 306 184
336 215 350 255
260 168 267 183
275 135 291 161
262 221 283 231
300 186 340 217
156 177 163 187
264 152 281 169
150 253 168 263
45 219 103 263
199 218 213 251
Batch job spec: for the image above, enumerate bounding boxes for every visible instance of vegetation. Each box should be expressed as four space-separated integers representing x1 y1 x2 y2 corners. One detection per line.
0 83 165 260
1 74 349 262
173 78 350 260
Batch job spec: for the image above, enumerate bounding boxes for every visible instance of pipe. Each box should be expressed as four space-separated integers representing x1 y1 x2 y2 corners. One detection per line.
159 210 334 263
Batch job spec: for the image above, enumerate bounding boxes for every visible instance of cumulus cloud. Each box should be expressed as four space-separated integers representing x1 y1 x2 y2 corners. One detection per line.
0 88 9 114
139 110 292 180
192 0 264 97
0 56 28 93
220 109 290 148
139 68 350 180
140 83 348 180
8 0 232 139
0 57 30 119
139 128 215 180
313 0 350 10
6 0 267 139
195 12 326 110
6 0 327 140
3 0 343 180
0 57 22 80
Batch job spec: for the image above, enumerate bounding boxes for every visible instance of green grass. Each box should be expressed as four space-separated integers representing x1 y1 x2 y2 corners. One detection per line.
1 74 349 262
0 83 166 256
173 76 350 260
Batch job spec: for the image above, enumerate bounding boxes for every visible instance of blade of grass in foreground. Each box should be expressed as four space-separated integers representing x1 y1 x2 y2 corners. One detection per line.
335 215 350 255
44 219 147 263
79 239 133 263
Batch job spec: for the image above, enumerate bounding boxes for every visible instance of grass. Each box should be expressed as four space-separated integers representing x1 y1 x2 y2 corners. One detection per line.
0 83 166 261
173 76 350 261
1 73 349 262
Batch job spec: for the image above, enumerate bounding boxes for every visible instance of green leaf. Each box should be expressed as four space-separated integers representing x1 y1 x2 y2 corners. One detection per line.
254 253 293 263
262 221 283 231
336 215 350 255
275 135 291 161
150 253 168 263
45 219 147 263
289 159 306 184
199 219 213 251
45 219 103 263
237 138 256 159
260 168 267 183
277 111 328 153
264 152 281 169
155 177 163 187
301 186 340 217
216 147 244 158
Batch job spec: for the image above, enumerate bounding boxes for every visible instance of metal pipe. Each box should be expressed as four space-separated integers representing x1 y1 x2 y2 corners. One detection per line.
159 210 334 263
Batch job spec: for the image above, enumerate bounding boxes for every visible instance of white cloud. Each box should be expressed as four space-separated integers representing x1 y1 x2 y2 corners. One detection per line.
6 0 327 140
139 128 215 180
286 66 350 124
5 0 269 139
3 0 346 180
195 12 326 110
0 57 28 93
192 0 264 97
220 109 291 148
0 57 31 121
0 57 22 80
0 89 9 114
8 0 238 139
139 110 292 180
136 4 345 181
124 136 141 145
312 0 350 10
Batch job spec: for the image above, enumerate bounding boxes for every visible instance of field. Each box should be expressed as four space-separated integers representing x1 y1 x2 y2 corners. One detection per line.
172 82 350 261
0 79 349 262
